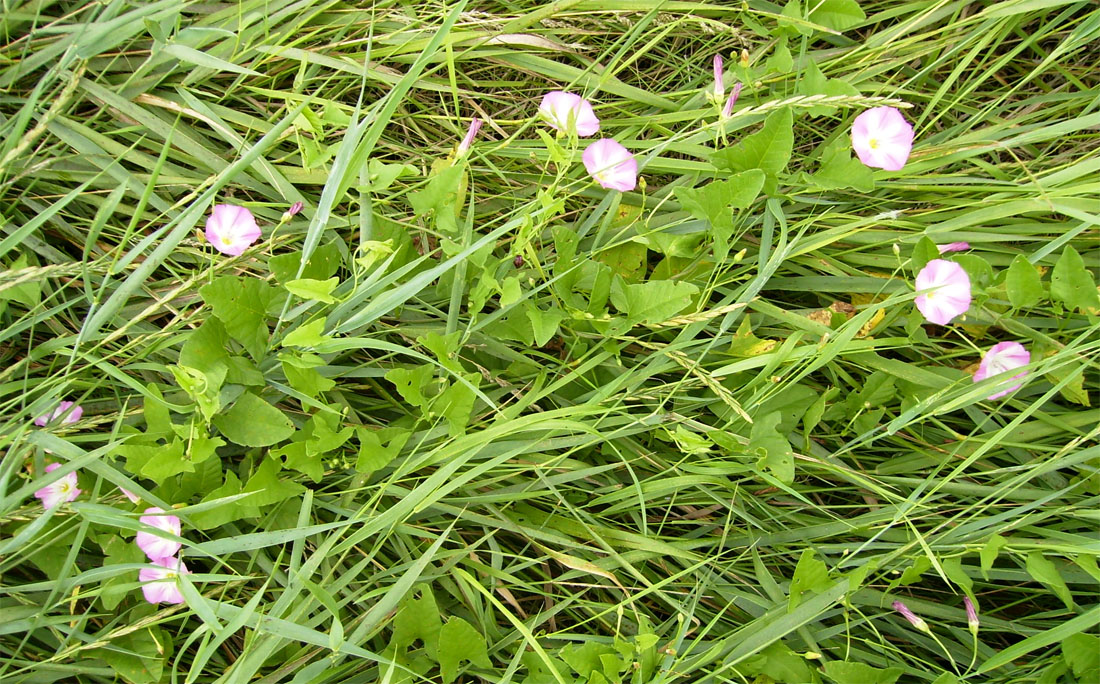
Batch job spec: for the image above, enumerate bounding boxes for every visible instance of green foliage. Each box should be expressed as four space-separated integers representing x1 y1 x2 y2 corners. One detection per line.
212 391 295 447
3 2 1098 683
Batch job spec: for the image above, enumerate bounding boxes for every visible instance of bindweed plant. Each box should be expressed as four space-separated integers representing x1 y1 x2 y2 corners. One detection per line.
1 1 1098 683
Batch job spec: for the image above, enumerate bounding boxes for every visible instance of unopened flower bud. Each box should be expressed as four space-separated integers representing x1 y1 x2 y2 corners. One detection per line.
282 201 303 222
964 596 979 634
892 600 930 633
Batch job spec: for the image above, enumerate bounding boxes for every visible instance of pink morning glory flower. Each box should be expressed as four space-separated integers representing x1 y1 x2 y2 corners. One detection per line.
456 117 482 158
136 506 182 561
34 463 80 509
973 341 1029 400
582 139 637 192
204 204 261 256
539 91 600 137
851 106 914 171
34 401 82 427
937 241 970 254
139 556 189 605
915 259 971 325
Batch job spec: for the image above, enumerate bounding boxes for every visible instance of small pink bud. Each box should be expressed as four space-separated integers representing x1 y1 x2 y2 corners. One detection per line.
282 201 303 222
964 596 979 633
456 117 482 158
892 600 930 633
722 82 743 119
713 54 724 99
937 241 970 253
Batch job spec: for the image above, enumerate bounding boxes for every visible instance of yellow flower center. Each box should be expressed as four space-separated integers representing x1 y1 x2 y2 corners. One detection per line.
868 138 880 150
221 236 234 246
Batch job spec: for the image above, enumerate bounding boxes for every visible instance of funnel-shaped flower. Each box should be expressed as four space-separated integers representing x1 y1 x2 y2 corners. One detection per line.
34 401 82 427
539 91 599 137
582 139 637 192
456 117 482 158
974 341 1029 400
35 463 80 509
136 507 182 561
915 259 971 325
139 556 189 605
204 204 261 256
852 106 914 171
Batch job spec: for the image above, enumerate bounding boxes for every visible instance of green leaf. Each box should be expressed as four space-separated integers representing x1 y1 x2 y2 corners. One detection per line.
751 411 794 485
180 317 231 377
170 364 224 424
409 164 464 235
1046 360 1090 407
712 108 794 187
609 277 698 326
269 242 342 284
526 303 566 347
285 277 338 303
1006 254 1044 308
161 42 261 76
807 0 866 32
363 159 416 192
213 392 295 448
811 139 874 192
766 39 794 73
911 237 940 276
437 617 491 683
99 535 146 610
95 628 166 684
392 587 442 658
431 373 479 437
387 365 435 411
199 276 277 360
823 660 902 684
788 548 831 611
355 427 410 473
940 556 973 594
594 240 648 282
674 170 765 261
240 457 305 508
0 254 41 307
192 471 259 529
758 642 812 682
282 318 331 348
931 675 960 684
1051 245 1100 312
140 438 193 484
1026 551 1075 610
282 360 335 399
798 60 859 116
980 534 1007 580
1062 634 1100 681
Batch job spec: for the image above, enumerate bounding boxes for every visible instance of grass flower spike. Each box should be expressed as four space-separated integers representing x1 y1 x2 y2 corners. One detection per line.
974 341 1029 399
136 507 183 561
34 400 82 426
852 106 914 171
204 204 261 256
915 259 971 325
34 463 80 509
539 91 599 137
139 556 189 605
582 139 637 192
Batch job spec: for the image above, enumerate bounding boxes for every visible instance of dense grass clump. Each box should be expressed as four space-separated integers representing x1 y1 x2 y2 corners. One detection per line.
1 1 1098 683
